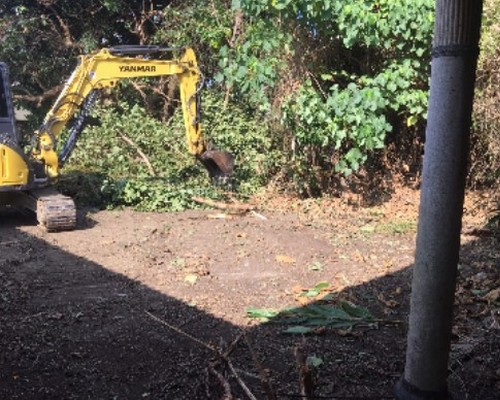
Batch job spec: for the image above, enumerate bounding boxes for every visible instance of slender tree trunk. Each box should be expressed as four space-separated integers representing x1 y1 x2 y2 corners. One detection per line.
395 1 483 399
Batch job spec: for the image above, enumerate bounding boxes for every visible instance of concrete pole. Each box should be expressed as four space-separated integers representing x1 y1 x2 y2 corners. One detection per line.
395 1 483 399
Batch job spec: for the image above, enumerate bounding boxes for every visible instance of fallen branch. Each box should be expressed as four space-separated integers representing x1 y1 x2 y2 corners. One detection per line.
245 333 277 400
208 362 233 400
0 240 20 246
226 359 258 400
207 213 234 220
145 311 217 353
14 84 64 107
223 330 247 359
119 133 156 176
192 196 253 215
145 311 258 400
250 210 268 220
130 81 148 103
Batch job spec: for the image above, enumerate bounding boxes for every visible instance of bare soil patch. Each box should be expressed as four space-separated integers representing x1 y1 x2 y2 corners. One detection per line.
1 187 498 399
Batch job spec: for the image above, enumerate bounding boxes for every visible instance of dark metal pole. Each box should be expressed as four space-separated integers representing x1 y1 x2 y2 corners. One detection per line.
395 1 484 399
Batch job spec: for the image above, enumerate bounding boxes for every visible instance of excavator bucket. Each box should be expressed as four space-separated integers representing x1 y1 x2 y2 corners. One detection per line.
198 150 234 183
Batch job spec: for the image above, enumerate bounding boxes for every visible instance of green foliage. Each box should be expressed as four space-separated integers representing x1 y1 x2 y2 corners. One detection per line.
62 92 278 210
215 19 292 111
154 0 233 74
283 59 428 174
99 177 211 212
282 80 390 174
227 0 433 180
247 299 375 334
155 1 231 49
238 0 433 57
12 0 499 204
61 101 215 210
1 0 167 120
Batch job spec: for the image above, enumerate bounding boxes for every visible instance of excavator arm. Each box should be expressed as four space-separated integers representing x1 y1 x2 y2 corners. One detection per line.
32 45 233 180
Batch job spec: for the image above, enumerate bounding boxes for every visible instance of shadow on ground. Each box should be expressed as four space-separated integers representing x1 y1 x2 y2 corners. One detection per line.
0 209 498 399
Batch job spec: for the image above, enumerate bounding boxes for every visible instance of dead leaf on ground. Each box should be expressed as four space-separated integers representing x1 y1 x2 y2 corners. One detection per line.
484 288 500 303
276 254 296 264
294 282 333 305
184 274 198 285
292 285 305 293
296 296 311 305
377 293 399 308
207 213 233 220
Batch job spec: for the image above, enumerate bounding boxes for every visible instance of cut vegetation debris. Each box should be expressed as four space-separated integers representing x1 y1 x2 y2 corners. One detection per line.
247 301 381 334
247 300 380 334
247 281 404 334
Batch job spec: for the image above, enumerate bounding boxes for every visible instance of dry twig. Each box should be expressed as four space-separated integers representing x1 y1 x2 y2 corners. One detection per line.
244 333 277 400
208 362 233 400
294 345 315 399
145 311 258 400
14 84 64 107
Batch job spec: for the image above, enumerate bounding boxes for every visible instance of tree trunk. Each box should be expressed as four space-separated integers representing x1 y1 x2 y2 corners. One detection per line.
395 1 484 399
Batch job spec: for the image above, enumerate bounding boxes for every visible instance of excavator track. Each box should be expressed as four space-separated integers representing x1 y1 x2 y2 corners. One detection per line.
33 188 77 232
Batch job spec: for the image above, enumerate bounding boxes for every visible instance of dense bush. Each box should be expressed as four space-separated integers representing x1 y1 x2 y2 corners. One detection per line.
470 0 500 191
60 92 281 210
218 0 433 188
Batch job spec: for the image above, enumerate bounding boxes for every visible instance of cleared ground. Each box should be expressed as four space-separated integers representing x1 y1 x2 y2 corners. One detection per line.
0 188 498 399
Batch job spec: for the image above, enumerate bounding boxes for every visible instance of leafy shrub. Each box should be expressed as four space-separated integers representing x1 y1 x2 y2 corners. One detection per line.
215 18 292 112
60 91 280 210
154 0 233 75
282 59 429 175
224 0 434 187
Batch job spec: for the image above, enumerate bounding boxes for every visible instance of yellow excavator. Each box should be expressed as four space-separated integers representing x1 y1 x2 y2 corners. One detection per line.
0 45 233 231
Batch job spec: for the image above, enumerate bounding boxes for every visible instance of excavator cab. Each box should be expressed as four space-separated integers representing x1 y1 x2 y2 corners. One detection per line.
0 63 30 189
0 62 17 142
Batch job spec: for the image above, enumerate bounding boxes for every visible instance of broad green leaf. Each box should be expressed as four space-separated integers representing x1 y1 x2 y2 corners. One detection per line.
303 288 321 297
283 326 314 334
314 281 330 290
246 307 279 319
306 355 324 367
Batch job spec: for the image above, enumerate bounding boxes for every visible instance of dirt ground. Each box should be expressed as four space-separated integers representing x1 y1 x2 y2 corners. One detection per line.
0 187 498 400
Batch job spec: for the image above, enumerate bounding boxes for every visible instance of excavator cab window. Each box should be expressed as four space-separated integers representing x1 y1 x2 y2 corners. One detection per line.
0 66 9 118
0 63 17 141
